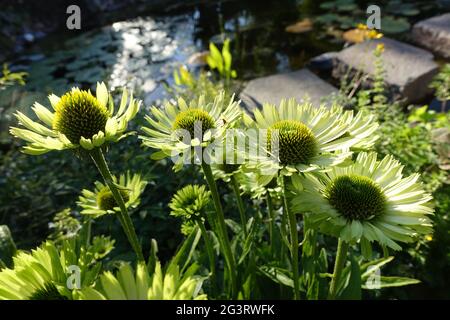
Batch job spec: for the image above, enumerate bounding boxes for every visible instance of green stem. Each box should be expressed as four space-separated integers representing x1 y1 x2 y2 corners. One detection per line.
90 147 145 262
328 238 349 300
196 220 217 295
266 192 275 254
282 176 300 300
231 174 247 237
84 217 92 247
201 162 237 298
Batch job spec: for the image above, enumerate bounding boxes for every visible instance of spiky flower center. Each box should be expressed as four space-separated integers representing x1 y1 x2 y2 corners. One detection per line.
173 108 215 138
325 174 386 221
96 187 130 211
53 89 109 144
171 193 202 219
169 185 210 221
29 283 68 300
267 120 317 165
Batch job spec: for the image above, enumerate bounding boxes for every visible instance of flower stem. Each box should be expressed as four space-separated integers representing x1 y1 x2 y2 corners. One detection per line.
201 162 237 298
90 147 145 262
196 219 217 295
328 238 349 300
266 192 275 254
82 217 92 247
282 176 300 300
231 174 247 237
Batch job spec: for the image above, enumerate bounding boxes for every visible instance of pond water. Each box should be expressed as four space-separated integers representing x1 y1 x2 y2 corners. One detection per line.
1 0 449 118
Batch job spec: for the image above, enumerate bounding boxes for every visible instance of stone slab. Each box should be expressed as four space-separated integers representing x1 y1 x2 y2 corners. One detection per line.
239 69 338 110
332 37 439 104
412 13 450 59
308 52 338 71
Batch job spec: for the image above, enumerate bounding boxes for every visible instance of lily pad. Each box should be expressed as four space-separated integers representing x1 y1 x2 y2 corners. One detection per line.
381 16 410 34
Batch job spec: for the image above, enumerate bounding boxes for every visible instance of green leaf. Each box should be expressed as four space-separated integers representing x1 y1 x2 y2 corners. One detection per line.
208 42 224 73
0 225 17 268
381 16 410 34
222 39 232 72
258 266 294 288
361 256 394 279
173 69 181 85
150 150 169 161
238 218 256 265
339 253 361 299
363 276 420 289
169 227 202 274
147 238 159 274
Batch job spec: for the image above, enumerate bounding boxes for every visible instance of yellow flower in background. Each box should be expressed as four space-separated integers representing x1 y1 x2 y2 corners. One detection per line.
376 43 385 53
368 30 384 40
357 23 368 30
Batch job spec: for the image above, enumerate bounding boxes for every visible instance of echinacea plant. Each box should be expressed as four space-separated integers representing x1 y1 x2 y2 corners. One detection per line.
78 172 147 218
140 91 241 170
77 262 207 300
291 152 434 299
9 83 139 154
9 83 145 262
169 185 216 293
5 73 438 301
0 240 102 300
243 99 378 299
141 91 242 298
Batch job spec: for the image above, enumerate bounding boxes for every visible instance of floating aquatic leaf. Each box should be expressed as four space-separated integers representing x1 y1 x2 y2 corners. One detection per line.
381 16 410 34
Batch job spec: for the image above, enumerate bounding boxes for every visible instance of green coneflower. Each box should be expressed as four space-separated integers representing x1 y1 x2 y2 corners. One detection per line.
291 152 434 253
169 185 211 222
141 92 240 298
77 262 207 300
0 241 100 300
169 184 216 293
180 220 197 236
77 172 147 218
9 82 141 154
140 91 242 171
243 99 379 180
244 99 378 299
237 166 281 200
9 82 146 262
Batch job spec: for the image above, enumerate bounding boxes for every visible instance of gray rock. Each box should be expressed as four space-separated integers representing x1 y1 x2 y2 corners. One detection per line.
240 69 339 110
332 38 439 104
412 13 450 59
308 52 338 71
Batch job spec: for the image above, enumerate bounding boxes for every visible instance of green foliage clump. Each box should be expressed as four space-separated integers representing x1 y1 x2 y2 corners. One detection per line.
429 63 450 112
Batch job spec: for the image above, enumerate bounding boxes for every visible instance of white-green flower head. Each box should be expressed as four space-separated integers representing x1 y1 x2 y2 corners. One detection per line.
291 152 434 255
77 262 207 300
9 82 141 155
210 134 245 182
243 99 379 178
140 91 242 169
0 241 93 300
77 172 147 218
235 166 282 200
169 184 211 221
